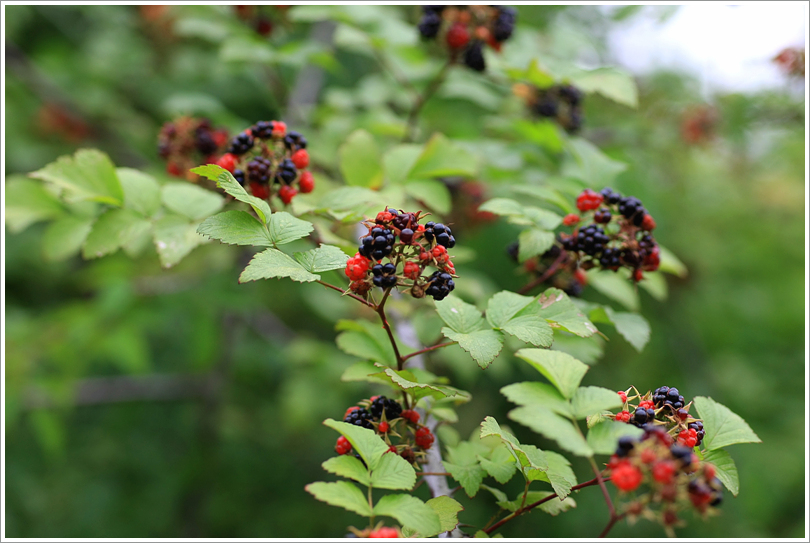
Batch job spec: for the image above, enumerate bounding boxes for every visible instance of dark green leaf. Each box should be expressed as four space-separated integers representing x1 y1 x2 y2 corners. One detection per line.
694 396 761 450
514 349 589 399
305 481 372 517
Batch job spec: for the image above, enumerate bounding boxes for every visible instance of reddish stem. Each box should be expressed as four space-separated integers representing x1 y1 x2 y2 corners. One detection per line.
517 250 569 295
401 341 457 363
316 280 374 308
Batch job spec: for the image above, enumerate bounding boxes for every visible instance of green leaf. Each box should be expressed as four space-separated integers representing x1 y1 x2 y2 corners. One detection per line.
117 168 161 217
486 291 536 326
658 244 688 278
370 452 417 490
603 307 650 352
586 420 644 456
82 209 151 259
477 197 524 217
42 216 94 261
694 396 761 450
479 417 548 481
564 138 627 187
318 186 382 213
443 461 486 498
426 496 464 533
4 177 64 233
512 119 564 153
161 182 224 221
191 164 272 224
500 382 572 417
478 445 518 484
515 349 588 400
569 67 638 108
501 316 554 348
499 491 576 516
373 367 469 402
532 451 577 499
408 133 478 179
702 449 740 496
305 481 372 517
517 228 556 262
323 419 389 471
487 291 553 348
404 179 451 214
239 248 319 283
338 129 384 188
197 210 272 246
480 484 509 504
435 295 485 333
335 320 397 366
638 271 668 301
29 149 124 205
570 386 624 420
341 360 391 384
295 244 349 273
321 455 371 486
442 328 504 369
268 211 314 245
508 407 593 457
478 198 561 230
586 269 640 312
373 494 442 537
537 288 599 337
152 214 207 268
383 144 422 185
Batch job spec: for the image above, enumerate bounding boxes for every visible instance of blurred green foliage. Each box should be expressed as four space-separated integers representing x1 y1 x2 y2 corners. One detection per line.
4 4 805 538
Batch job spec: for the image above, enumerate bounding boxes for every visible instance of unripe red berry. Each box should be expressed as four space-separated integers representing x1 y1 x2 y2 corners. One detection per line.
641 214 656 231
278 184 297 204
369 527 399 538
576 189 604 212
640 448 657 464
574 269 588 286
298 170 315 193
634 269 644 282
250 182 270 200
344 406 360 419
446 23 470 49
618 391 627 403
217 152 238 173
639 400 654 410
563 213 581 226
166 162 183 177
335 436 352 455
652 460 677 484
611 460 643 492
403 261 421 281
271 120 286 138
291 149 309 169
379 421 390 433
401 410 420 424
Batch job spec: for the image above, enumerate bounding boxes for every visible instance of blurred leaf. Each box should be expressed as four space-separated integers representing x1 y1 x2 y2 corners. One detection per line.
537 288 599 337
339 129 384 188
321 455 371 487
638 271 668 301
569 67 638 108
500 382 572 416
29 149 123 205
425 496 464 533
305 481 372 517
404 179 451 214
602 307 650 352
239 248 319 283
4 176 64 233
42 216 93 261
570 386 623 419
373 494 442 537
586 421 644 455
563 138 627 187
498 491 576 516
82 209 150 260
512 119 564 153
336 320 397 366
585 269 640 312
658 244 688 277
383 144 423 185
152 214 206 268
197 210 272 246
694 396 761 450
220 37 276 64
517 228 556 262
161 183 224 221
515 349 588 399
341 360 390 384
117 168 161 217
373 367 470 402
702 449 740 496
478 198 562 230
408 133 478 179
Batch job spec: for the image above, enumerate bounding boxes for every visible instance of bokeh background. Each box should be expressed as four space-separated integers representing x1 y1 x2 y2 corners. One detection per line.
4 4 806 538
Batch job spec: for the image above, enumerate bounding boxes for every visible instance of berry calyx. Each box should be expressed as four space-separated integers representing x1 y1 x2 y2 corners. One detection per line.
291 148 310 169
298 170 315 193
278 184 297 204
563 213 581 226
611 460 643 491
576 189 604 212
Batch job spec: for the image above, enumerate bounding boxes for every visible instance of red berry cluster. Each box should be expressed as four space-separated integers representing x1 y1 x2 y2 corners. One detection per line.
417 5 516 72
345 209 457 301
605 424 723 529
347 524 401 538
158 116 229 179
233 5 289 37
336 396 434 466
212 120 314 205
681 105 719 145
559 187 660 283
515 83 584 133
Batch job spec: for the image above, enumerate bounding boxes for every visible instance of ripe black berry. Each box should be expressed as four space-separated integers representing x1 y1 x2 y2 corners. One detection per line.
418 10 442 39
195 129 218 155
558 84 582 107
599 247 621 269
233 169 245 185
492 6 516 42
425 270 455 301
400 228 414 244
463 41 486 72
653 386 685 411
252 120 275 139
600 187 621 204
534 98 558 118
392 211 415 231
275 158 298 185
631 407 656 427
284 130 307 150
670 444 693 466
344 408 374 430
575 224 609 256
229 132 254 155
615 435 636 457
618 196 646 224
370 396 403 420
594 208 612 224
424 222 455 248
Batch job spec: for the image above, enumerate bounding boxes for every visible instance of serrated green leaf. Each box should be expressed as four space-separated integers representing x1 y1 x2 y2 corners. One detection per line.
339 129 384 188
515 349 588 399
197 210 272 246
408 133 478 179
191 164 272 224
373 494 442 537
442 328 504 369
500 382 572 417
435 295 485 333
321 455 371 486
383 144 423 185
478 445 517 484
569 67 638 108
117 168 161 217
501 316 554 348
479 417 548 481
4 177 64 233
29 149 123 205
486 291 554 347
404 179 451 214
82 209 150 260
537 288 599 337
152 214 207 268
161 182 224 221
486 291 536 326
702 449 740 496
586 420 644 455
373 367 469 402
268 211 314 245
305 481 372 517
121 220 153 258
570 386 624 420
694 396 761 450
426 496 464 533
239 248 319 283
532 451 577 499
508 407 593 457
295 244 349 273
370 452 417 490
586 269 640 312
323 419 389 471
517 228 556 262
42 216 94 261
604 307 650 352
443 461 486 498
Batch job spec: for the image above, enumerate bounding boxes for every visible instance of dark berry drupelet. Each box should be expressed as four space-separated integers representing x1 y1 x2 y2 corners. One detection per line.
594 208 612 224
631 407 656 427
418 10 442 39
688 420 705 446
558 84 583 107
233 169 246 186
424 222 456 248
600 187 621 205
615 435 636 457
195 129 218 155
463 41 486 72
275 158 298 185
344 408 374 430
229 132 254 155
284 130 307 150
652 386 685 411
247 157 273 184
426 270 455 301
252 120 275 139
392 211 416 231
492 6 517 42
575 224 610 256
534 98 558 118
371 263 398 289
618 196 647 226
369 396 403 420
360 227 395 261
670 444 694 466
599 247 622 269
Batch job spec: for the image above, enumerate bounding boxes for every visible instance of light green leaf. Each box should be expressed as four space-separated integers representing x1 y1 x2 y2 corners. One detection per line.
569 67 638 108
426 496 464 533
658 244 688 278
570 386 624 420
82 209 150 260
341 360 391 384
486 291 536 327
564 137 627 187
42 216 94 261
435 295 485 333
537 288 599 337
586 420 644 456
500 382 572 417
117 168 161 217
268 211 314 245
478 445 518 484
478 198 561 230
487 291 553 347
295 244 349 273
239 248 319 283
321 455 371 486
479 417 548 481
318 186 383 213
443 461 486 498
515 349 588 400
604 307 650 352
339 129 384 188
370 452 417 490
408 133 478 179
152 214 207 268
501 316 554 348
478 197 524 217
442 328 504 369
197 210 272 246
508 407 593 457
191 164 272 224
702 449 740 496
373 494 442 537
383 144 423 185
336 320 397 366
531 451 577 499
517 228 556 262
29 149 123 205
305 481 372 517
404 179 451 214
323 419 389 471
373 367 469 402
694 396 761 450
161 182 224 221
4 177 64 233
586 269 640 312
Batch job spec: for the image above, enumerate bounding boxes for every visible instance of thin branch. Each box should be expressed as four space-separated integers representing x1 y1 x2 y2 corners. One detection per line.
590 457 616 518
376 287 405 370
316 280 375 308
417 472 450 477
517 250 569 295
599 512 627 538
401 341 457 362
403 58 454 143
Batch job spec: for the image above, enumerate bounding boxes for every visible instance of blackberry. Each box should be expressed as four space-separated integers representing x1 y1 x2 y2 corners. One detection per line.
506 242 520 262
425 270 455 301
247 157 273 184
369 396 403 420
399 228 414 244
642 423 671 445
371 263 398 288
575 224 609 256
541 244 562 261
670 444 694 466
631 407 656 427
558 84 583 107
653 386 685 411
638 234 656 251
391 211 415 231
615 435 636 457
252 120 275 139
600 187 621 205
284 130 307 150
463 40 486 72
594 208 612 224
233 169 245 186
562 280 583 298
195 130 218 155
275 158 298 185
424 222 455 248
618 196 645 222
344 408 374 430
360 227 395 261
688 421 705 446
229 132 254 155
492 6 516 42
599 247 621 269
534 98 558 118
418 10 442 39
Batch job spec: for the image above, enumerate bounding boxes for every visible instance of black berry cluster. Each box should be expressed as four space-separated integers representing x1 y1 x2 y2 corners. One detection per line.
370 396 403 420
158 116 230 179
653 386 686 411
524 83 584 133
343 407 374 430
344 208 457 301
417 5 517 72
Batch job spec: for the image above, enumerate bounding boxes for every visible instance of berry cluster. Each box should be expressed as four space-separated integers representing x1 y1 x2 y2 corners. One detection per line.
612 387 703 447
158 117 229 179
605 423 723 530
773 46 805 77
212 120 314 205
417 5 516 72
559 187 661 283
337 396 434 467
516 83 584 133
506 242 587 297
681 105 719 145
345 209 458 301
233 5 289 37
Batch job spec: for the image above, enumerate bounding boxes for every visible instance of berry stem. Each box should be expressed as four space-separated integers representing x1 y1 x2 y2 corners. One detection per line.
599 512 627 538
376 286 406 371
517 250 569 295
401 341 458 362
589 456 616 518
403 58 453 143
316 280 375 308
